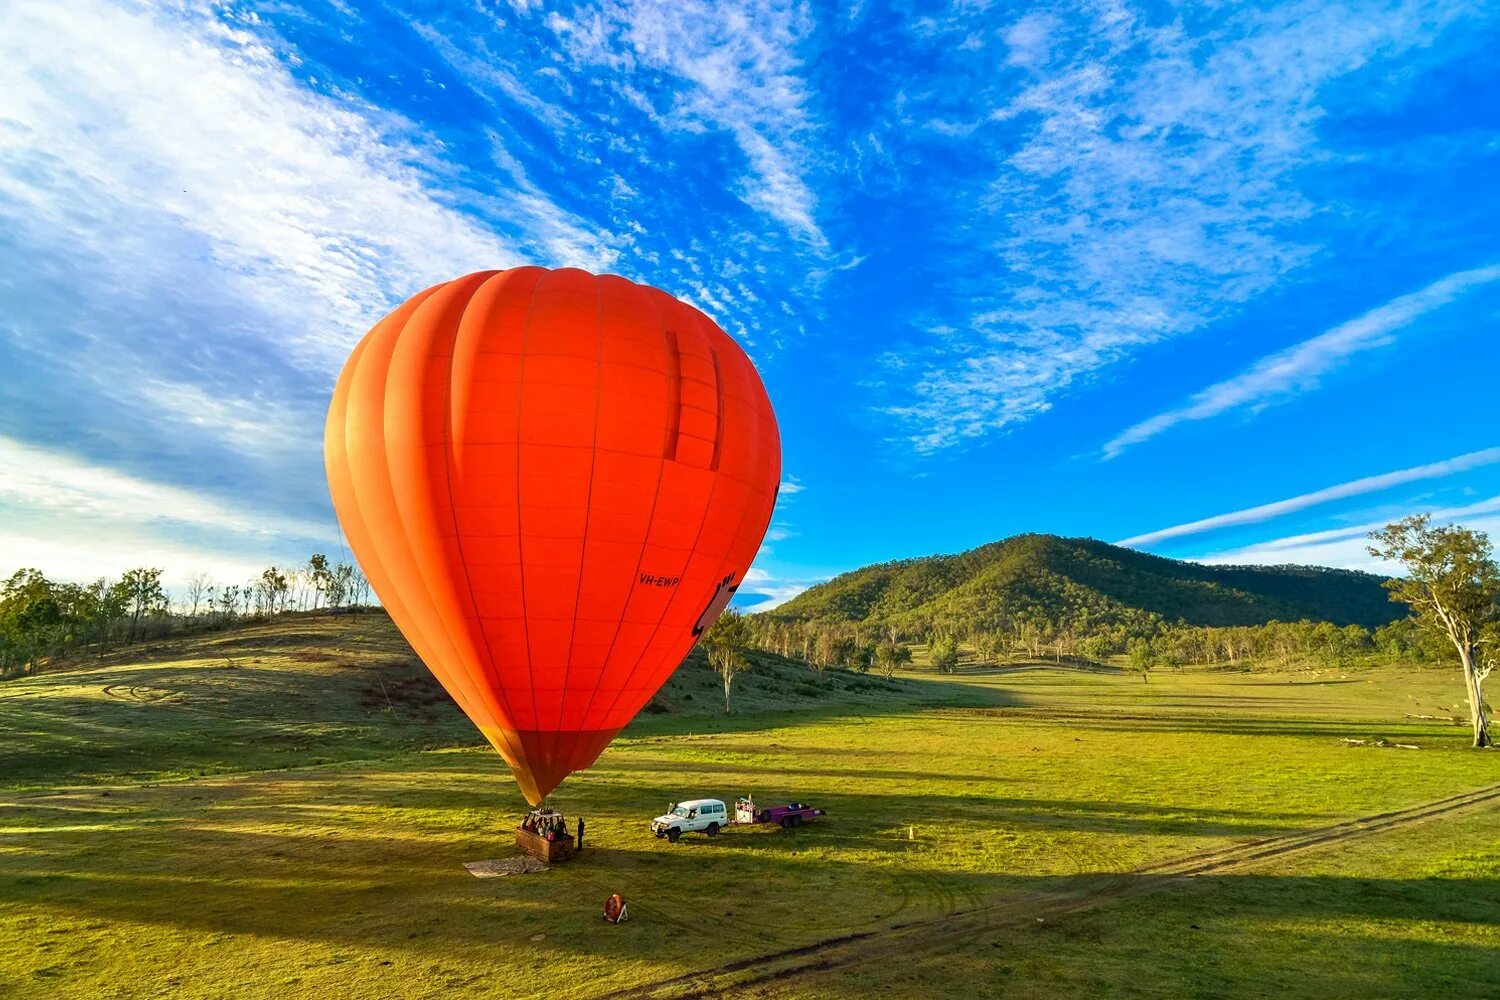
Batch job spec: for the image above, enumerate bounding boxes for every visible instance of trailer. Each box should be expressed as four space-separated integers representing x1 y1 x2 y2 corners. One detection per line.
733 796 825 828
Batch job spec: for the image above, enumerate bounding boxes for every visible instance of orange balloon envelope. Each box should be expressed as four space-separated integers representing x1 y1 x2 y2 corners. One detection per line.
324 267 781 803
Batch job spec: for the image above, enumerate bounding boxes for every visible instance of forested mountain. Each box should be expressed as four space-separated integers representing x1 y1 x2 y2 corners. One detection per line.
763 534 1400 634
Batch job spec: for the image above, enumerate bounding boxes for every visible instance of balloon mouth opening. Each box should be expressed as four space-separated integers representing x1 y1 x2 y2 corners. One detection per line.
480 726 622 805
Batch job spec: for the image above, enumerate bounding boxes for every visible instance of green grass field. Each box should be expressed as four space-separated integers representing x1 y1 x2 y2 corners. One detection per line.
2 614 1496 998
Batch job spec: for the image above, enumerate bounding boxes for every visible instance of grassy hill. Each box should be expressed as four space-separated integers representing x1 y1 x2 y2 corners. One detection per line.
0 612 961 791
765 534 1399 632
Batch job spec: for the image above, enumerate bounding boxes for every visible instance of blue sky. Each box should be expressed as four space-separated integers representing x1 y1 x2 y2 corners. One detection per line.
3 0 1499 610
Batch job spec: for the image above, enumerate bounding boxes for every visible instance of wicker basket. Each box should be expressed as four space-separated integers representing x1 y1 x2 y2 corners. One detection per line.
516 827 576 863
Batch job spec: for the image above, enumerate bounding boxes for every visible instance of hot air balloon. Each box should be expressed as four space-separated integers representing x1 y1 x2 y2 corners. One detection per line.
324 267 780 804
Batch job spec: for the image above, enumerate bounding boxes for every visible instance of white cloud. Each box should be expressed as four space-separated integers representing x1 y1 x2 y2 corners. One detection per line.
549 0 827 248
0 435 331 544
738 566 825 612
0 0 610 376
0 0 822 589
1003 12 1056 67
129 379 311 462
0 435 335 590
1104 265 1500 458
411 21 583 134
884 0 1471 452
1119 447 1500 548
778 475 805 496
407 17 643 276
1194 495 1500 575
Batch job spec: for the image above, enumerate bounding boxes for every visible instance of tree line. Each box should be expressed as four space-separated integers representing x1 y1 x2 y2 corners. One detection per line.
742 618 918 679
699 608 913 713
0 555 369 679
741 615 1430 676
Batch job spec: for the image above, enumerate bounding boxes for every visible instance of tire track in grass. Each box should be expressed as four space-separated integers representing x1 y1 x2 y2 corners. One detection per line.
596 781 1500 1000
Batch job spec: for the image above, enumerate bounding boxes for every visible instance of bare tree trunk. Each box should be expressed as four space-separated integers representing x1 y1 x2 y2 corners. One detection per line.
1459 648 1492 748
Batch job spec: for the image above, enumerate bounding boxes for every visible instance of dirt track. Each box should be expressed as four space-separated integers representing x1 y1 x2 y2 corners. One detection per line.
597 781 1500 999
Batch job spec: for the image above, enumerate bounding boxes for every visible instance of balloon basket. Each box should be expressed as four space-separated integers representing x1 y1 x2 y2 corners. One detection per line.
516 828 575 863
515 808 576 863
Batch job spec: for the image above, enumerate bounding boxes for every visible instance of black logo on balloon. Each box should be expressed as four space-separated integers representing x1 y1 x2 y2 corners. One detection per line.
693 573 739 636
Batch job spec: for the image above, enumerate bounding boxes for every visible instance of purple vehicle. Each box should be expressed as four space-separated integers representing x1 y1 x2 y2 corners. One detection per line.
734 796 825 829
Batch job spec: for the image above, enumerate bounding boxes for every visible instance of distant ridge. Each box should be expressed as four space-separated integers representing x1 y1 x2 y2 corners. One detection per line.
761 534 1398 632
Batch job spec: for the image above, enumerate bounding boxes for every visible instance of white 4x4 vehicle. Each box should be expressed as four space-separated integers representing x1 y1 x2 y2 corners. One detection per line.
650 799 727 842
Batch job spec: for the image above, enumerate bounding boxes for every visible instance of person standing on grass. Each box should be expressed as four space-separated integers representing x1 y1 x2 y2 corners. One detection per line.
577 816 586 850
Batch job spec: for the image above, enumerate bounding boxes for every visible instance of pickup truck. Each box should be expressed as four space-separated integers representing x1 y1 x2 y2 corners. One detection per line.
734 797 825 828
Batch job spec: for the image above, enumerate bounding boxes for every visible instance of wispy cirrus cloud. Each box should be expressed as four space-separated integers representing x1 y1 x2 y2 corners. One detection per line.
880 0 1476 453
737 566 828 612
1195 494 1500 575
0 1 555 370
0 436 330 542
0 0 558 518
0 0 626 566
0 436 333 590
1119 446 1500 548
743 470 811 606
400 0 830 353
1104 264 1500 459
545 0 828 249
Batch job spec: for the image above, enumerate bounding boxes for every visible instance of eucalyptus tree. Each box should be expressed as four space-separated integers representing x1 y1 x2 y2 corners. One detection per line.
111 568 166 643
307 554 330 610
185 571 213 618
703 611 752 713
1369 515 1496 748
1127 638 1154 683
927 632 960 674
874 640 911 679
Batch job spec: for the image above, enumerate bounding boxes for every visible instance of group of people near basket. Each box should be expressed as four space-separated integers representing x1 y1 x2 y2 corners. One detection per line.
520 811 569 842
519 810 586 849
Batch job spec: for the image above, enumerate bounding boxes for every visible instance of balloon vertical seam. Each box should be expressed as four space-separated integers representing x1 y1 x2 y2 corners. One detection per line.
439 270 524 767
512 273 546 739
590 301 733 731
556 271 607 735
573 285 675 731
381 279 495 730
